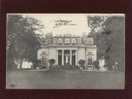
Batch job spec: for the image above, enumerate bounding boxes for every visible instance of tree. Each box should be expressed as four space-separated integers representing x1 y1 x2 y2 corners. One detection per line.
103 16 125 71
88 16 105 33
88 16 125 71
7 15 43 70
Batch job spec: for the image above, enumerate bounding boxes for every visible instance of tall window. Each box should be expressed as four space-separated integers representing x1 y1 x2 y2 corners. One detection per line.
87 52 93 65
72 50 76 66
58 50 62 65
88 58 92 65
41 51 47 65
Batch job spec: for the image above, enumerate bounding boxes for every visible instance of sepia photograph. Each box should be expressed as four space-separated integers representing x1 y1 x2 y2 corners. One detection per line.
6 13 125 89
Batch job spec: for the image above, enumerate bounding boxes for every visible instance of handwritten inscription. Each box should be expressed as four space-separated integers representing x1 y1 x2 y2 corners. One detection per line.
53 19 76 28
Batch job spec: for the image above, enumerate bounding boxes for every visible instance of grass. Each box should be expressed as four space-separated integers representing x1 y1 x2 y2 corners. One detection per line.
6 70 125 89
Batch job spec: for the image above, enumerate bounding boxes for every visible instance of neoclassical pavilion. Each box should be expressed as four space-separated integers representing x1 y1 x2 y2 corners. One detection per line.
37 34 97 69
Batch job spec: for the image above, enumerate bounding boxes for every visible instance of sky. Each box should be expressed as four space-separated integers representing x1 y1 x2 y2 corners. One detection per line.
25 14 90 36
8 13 125 37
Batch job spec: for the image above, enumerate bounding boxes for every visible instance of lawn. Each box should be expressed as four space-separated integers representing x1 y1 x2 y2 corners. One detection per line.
6 70 125 89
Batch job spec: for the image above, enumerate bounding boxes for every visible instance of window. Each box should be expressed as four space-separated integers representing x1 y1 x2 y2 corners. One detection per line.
64 38 70 44
86 38 93 45
72 38 77 44
58 50 62 65
87 52 93 65
53 38 57 43
77 38 81 44
88 58 93 65
41 51 47 65
72 50 76 66
87 52 93 55
58 38 63 44
58 50 62 55
72 50 76 56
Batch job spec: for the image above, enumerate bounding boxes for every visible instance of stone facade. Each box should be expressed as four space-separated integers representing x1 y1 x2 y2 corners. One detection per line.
37 34 97 68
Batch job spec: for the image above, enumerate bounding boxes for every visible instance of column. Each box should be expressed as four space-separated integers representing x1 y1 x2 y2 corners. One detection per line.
70 50 72 65
56 50 58 65
76 50 78 66
84 48 86 67
62 50 64 65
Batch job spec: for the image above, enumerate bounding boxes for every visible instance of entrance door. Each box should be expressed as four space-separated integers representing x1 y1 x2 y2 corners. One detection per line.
87 52 93 65
87 53 93 70
64 50 70 65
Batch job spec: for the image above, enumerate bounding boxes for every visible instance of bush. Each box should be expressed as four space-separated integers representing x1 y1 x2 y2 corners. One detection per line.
33 60 41 69
93 60 99 70
78 59 85 68
48 59 55 67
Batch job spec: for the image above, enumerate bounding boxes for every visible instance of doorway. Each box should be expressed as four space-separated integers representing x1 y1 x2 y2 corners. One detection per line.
64 50 70 65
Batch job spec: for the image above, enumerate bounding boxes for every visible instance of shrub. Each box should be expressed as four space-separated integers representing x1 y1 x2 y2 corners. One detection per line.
78 59 85 67
48 59 55 67
93 60 99 70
